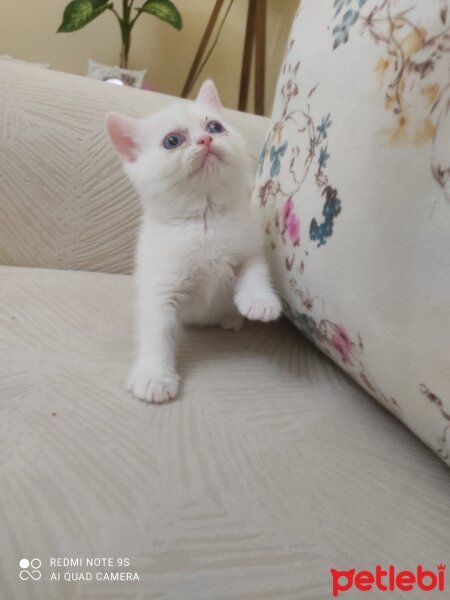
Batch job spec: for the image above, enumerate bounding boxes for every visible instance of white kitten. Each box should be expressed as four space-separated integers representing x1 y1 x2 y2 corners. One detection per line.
106 80 281 403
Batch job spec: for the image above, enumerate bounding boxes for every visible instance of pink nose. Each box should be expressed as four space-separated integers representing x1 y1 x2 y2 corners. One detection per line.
197 134 213 146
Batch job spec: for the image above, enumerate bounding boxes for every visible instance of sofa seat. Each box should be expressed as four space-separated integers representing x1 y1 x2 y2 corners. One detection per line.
1 264 449 599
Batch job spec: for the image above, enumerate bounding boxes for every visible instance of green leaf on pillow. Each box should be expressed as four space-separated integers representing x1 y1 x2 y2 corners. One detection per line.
58 0 110 33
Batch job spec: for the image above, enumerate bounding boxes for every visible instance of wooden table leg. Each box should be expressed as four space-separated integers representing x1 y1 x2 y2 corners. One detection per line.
181 0 226 98
254 0 266 115
182 0 267 114
238 0 257 112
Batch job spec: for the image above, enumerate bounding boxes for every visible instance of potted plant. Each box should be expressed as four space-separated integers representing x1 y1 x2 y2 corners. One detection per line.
58 0 182 85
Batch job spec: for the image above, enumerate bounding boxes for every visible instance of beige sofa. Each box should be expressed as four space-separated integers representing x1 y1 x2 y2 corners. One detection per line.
1 60 449 600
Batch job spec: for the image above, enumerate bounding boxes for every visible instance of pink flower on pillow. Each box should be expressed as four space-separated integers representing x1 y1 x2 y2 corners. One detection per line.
282 197 294 221
287 212 300 245
281 197 300 246
331 324 352 363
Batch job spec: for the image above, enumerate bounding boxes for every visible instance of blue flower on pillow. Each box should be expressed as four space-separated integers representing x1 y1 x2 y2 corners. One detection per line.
281 298 319 344
332 0 367 49
310 186 342 247
294 312 318 343
333 10 359 48
334 0 367 17
317 113 332 138
270 142 288 177
318 145 330 169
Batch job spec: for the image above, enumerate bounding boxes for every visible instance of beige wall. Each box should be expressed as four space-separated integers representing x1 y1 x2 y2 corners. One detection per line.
0 0 298 115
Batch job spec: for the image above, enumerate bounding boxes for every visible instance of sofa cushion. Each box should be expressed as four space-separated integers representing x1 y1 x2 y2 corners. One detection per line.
1 265 450 597
253 0 450 465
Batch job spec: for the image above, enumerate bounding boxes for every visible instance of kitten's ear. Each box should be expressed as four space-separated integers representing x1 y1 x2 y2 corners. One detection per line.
105 112 140 162
196 80 223 114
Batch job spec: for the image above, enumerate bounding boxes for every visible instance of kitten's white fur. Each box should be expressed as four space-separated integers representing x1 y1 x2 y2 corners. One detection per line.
106 80 281 403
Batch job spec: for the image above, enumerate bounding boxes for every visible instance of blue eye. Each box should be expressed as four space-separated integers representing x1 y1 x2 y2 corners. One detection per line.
163 132 186 149
206 120 225 134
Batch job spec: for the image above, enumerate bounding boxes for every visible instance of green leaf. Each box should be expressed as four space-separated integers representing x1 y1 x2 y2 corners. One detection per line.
57 0 110 33
138 0 183 30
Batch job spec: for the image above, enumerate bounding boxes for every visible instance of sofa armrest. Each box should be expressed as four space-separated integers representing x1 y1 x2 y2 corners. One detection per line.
0 60 269 274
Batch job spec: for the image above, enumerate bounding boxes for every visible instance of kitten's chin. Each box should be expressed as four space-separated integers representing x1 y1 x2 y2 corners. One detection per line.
187 149 224 178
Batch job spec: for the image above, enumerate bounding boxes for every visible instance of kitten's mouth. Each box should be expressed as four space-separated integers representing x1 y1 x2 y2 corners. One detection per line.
190 147 223 176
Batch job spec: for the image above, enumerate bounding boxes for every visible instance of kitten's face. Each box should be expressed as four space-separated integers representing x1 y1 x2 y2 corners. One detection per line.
106 81 249 216
135 102 241 183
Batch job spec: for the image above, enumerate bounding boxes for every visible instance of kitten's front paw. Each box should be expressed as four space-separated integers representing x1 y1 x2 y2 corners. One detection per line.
235 292 282 322
126 370 180 404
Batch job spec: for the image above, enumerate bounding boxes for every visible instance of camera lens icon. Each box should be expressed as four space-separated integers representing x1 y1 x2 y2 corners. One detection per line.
19 558 42 581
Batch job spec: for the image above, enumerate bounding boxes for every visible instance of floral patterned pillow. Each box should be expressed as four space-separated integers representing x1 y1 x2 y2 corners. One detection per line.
253 0 450 465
